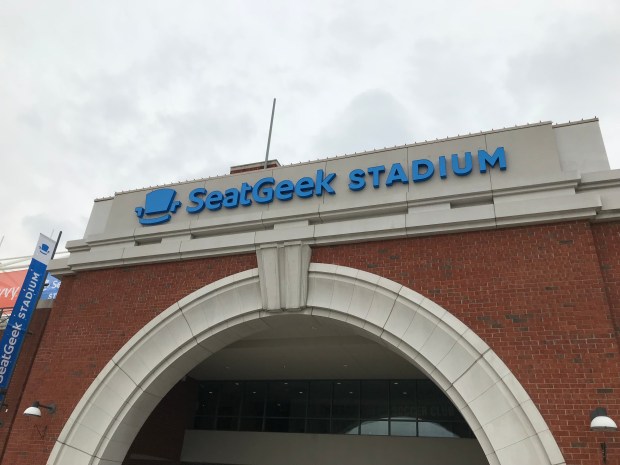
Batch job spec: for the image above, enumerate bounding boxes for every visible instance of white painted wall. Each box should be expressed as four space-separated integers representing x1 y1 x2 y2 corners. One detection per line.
181 430 487 465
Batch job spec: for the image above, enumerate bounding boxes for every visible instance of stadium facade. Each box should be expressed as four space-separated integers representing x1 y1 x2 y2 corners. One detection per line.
0 118 618 465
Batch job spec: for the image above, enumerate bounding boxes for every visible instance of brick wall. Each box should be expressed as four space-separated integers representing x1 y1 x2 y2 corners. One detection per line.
0 305 51 463
2 222 619 465
592 223 620 342
312 221 620 465
0 254 256 465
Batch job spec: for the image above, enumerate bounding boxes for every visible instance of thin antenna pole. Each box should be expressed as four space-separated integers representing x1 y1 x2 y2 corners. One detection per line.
264 98 276 169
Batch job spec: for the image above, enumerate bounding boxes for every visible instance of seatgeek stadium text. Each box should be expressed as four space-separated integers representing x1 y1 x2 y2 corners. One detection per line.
185 147 506 213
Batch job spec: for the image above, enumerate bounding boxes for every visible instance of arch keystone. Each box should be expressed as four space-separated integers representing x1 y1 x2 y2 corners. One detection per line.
256 242 311 311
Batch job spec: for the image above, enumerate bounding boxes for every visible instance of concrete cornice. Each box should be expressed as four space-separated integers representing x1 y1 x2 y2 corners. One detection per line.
51 119 618 275
50 177 616 276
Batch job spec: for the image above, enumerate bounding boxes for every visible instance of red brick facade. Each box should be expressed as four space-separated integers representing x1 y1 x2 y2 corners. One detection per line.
0 306 51 464
1 221 619 465
0 254 257 465
313 221 620 465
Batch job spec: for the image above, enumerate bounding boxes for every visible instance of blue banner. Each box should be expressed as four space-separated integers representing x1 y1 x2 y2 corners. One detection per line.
0 234 56 403
41 275 61 301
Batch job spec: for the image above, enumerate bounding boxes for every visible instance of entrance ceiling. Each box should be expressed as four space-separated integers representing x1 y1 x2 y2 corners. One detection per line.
189 315 424 380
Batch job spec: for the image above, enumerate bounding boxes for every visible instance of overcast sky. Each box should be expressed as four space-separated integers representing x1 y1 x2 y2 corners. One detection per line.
1 0 619 258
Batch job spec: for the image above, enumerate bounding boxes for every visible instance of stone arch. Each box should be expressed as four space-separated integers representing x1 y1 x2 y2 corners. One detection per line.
47 264 565 465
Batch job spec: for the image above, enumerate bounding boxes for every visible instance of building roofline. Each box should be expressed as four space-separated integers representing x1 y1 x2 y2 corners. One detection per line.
94 118 598 200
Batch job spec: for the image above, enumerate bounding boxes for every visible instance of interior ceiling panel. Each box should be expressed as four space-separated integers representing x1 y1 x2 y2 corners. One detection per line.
189 315 424 380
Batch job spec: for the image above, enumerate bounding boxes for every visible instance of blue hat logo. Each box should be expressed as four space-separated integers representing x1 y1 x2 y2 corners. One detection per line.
39 243 50 255
135 188 182 225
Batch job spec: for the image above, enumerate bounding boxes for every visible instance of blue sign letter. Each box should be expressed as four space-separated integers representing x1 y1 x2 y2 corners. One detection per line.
386 163 409 186
348 169 366 191
451 152 473 176
315 170 336 196
187 188 207 213
253 178 275 204
412 159 435 182
275 180 295 201
295 177 315 198
478 147 506 172
367 166 385 188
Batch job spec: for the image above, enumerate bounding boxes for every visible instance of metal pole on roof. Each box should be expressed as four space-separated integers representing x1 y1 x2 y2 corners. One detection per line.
264 98 276 169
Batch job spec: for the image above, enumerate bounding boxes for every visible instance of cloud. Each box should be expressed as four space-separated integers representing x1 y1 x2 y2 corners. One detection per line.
1 0 620 258
313 90 416 156
503 27 620 163
19 213 83 255
506 30 620 116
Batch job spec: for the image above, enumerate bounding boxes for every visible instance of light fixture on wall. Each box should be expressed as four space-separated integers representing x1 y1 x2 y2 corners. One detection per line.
591 407 617 464
23 401 56 417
